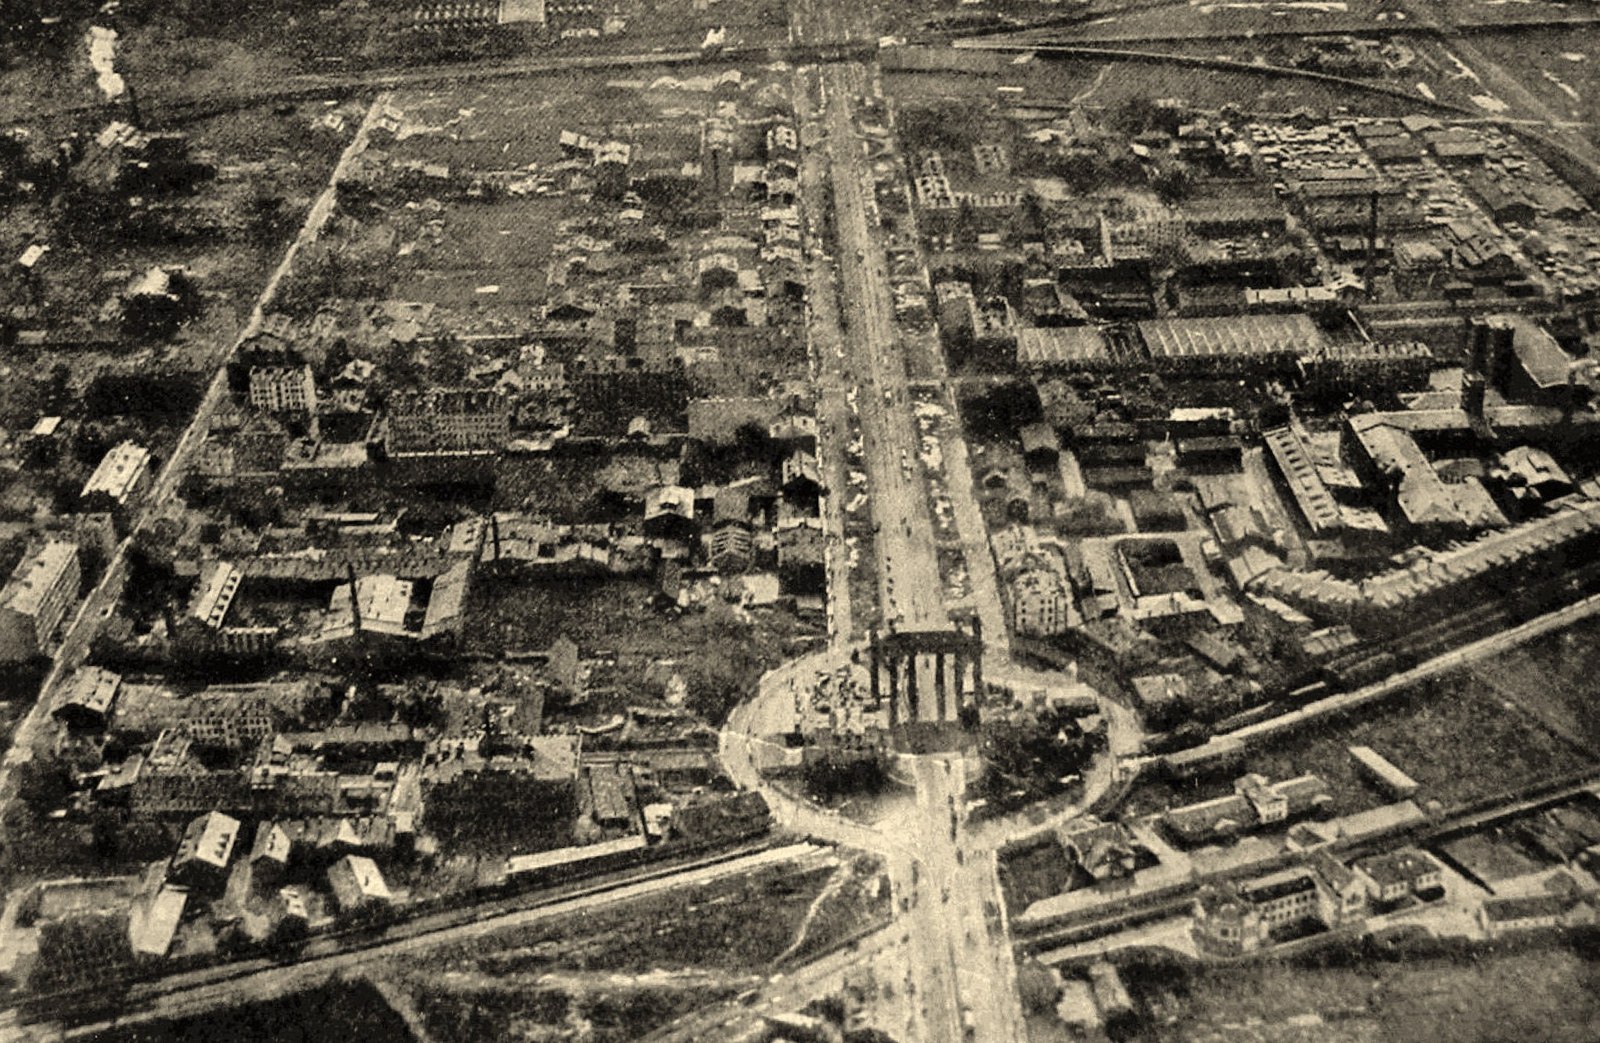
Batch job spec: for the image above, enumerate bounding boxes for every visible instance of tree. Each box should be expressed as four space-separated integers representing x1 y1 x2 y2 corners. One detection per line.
1017 958 1061 1014
1152 162 1195 205
1112 97 1163 135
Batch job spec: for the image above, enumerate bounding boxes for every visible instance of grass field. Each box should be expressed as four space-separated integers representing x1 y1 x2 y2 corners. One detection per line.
1472 29 1600 126
1124 677 1595 819
97 979 415 1043
1467 616 1600 752
1124 943 1600 1043
406 861 840 977
1439 832 1547 885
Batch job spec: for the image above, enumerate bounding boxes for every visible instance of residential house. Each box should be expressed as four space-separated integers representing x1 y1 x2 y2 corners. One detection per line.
644 485 698 544
327 854 392 912
52 665 122 731
1061 817 1140 885
170 810 241 892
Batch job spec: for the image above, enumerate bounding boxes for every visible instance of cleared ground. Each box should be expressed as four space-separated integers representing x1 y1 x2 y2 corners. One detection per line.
1123 943 1600 1043
1124 677 1595 819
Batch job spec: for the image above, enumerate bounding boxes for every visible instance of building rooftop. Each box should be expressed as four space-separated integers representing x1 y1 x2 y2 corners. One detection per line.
1241 871 1318 905
357 574 413 629
174 811 241 872
55 666 122 718
1497 313 1574 391
82 441 151 504
1017 326 1112 368
1 540 78 619
1139 314 1325 361
127 887 186 958
1355 848 1440 888
328 854 391 904
1481 893 1587 922
187 561 243 629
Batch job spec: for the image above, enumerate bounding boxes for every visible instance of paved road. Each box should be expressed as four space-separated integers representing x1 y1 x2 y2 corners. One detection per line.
899 754 1027 1043
821 62 947 646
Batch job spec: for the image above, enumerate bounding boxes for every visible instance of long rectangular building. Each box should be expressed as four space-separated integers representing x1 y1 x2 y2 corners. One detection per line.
0 539 80 662
1137 314 1324 374
1262 425 1344 535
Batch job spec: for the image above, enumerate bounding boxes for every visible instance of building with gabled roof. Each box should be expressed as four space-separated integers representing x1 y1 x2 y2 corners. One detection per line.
1162 773 1331 846
327 854 391 911
170 811 241 891
186 560 243 630
1353 848 1443 904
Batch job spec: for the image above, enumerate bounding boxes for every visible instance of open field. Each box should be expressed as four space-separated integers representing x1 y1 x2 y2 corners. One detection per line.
403 860 842 977
1468 615 1600 751
94 978 416 1043
888 53 1436 120
464 574 821 724
1439 832 1547 885
1123 942 1600 1043
1124 678 1596 819
1472 28 1600 126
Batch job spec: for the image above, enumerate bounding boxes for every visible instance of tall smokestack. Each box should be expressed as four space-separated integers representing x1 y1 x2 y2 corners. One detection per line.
1363 190 1380 301
347 563 361 631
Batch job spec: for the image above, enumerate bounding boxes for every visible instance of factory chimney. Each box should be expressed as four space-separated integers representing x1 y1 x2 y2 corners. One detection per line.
1362 191 1380 300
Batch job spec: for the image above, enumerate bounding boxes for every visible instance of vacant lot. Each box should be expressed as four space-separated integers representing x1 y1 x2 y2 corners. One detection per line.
1126 943 1600 1043
97 979 415 1043
465 574 820 724
1440 832 1547 885
1469 615 1600 751
1125 678 1595 818
407 860 839 978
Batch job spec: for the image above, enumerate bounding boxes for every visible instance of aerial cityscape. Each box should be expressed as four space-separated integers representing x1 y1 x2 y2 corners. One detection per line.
1 0 1599 1039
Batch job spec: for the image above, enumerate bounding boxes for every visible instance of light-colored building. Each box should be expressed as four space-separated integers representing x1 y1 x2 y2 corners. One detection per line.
1353 849 1443 903
357 574 413 636
1192 854 1363 955
171 810 242 890
248 365 318 414
0 539 80 662
327 854 392 911
81 441 152 508
127 886 187 959
187 560 243 630
497 0 545 24
52 665 122 730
